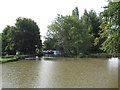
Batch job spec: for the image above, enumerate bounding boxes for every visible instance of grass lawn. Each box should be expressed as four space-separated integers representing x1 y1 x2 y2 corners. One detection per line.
0 56 20 62
0 57 16 62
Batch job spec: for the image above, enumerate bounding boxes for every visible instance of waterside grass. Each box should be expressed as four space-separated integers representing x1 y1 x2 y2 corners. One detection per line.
0 55 20 63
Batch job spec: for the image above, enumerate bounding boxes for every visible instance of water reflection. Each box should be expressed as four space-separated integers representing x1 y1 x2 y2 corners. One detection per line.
2 57 118 88
108 57 118 69
108 57 118 73
38 60 55 88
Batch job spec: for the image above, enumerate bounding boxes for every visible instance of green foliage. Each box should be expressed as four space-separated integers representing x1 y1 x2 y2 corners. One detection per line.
2 17 42 55
72 7 79 18
45 7 104 56
15 17 42 54
2 26 16 54
0 33 2 56
81 10 103 53
43 38 58 50
46 7 97 56
95 1 120 56
0 33 1 39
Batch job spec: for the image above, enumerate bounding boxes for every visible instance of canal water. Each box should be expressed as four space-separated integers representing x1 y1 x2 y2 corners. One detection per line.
2 57 118 88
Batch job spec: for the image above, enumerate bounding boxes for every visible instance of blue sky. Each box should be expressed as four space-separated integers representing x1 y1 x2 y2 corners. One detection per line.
0 0 108 41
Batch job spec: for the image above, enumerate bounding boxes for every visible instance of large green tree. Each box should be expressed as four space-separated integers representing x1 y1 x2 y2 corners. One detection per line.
95 1 120 56
47 8 93 56
2 17 42 55
45 7 103 56
15 17 42 54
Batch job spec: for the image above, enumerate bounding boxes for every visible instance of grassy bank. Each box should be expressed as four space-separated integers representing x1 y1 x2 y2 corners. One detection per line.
0 54 41 63
76 53 120 58
0 55 20 63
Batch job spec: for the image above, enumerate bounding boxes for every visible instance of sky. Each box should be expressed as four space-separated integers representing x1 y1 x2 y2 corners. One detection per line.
0 0 108 42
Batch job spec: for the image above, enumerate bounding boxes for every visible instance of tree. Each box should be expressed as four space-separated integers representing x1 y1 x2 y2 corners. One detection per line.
95 1 120 56
2 17 42 55
81 10 104 53
43 38 58 50
47 12 93 56
45 7 103 56
2 26 16 55
72 7 79 18
0 33 2 56
15 17 42 54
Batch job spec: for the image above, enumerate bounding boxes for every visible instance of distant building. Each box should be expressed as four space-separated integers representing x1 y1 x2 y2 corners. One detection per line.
43 50 61 56
16 51 20 55
52 50 61 55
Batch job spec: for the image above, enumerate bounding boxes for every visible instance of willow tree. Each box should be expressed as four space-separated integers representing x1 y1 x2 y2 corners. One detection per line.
95 1 120 56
